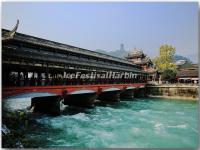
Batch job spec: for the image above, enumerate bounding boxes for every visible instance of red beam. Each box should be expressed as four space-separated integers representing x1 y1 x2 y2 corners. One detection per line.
2 83 146 99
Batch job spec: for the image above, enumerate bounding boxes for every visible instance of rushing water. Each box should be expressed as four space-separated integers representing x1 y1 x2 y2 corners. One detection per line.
3 93 199 148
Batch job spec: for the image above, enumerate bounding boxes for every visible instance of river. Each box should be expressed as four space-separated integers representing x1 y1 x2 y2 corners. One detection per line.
3 93 198 148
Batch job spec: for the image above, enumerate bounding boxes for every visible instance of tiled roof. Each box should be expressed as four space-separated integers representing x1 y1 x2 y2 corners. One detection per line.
176 69 198 78
177 62 198 70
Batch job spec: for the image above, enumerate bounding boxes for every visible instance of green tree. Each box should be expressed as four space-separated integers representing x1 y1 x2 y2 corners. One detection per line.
153 44 177 82
154 44 177 72
161 69 177 82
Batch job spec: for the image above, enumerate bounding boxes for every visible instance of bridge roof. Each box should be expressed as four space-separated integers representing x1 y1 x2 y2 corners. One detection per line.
2 29 139 66
2 29 148 74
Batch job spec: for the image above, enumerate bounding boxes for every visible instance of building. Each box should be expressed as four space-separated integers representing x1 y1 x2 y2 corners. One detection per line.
125 49 157 82
176 61 198 84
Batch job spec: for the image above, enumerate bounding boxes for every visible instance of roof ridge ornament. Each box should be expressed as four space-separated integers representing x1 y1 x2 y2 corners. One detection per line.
2 19 19 41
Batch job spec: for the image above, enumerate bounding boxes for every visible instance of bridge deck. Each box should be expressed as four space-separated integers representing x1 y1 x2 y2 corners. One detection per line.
2 83 146 98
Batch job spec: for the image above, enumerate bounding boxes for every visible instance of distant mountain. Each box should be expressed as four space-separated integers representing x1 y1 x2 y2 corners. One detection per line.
95 49 192 63
174 55 192 63
95 49 128 59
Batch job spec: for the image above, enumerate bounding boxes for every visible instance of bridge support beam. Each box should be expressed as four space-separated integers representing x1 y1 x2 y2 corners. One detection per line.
17 71 21 86
23 71 28 86
31 95 61 116
45 71 49 86
37 72 42 86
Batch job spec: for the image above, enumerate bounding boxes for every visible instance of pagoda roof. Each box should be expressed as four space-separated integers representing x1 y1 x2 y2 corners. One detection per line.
126 50 146 58
131 57 153 65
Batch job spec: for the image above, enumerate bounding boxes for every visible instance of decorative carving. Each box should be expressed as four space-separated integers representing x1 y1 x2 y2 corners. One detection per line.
2 19 19 41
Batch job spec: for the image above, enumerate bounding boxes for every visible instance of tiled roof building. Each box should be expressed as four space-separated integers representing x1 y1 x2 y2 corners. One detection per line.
125 49 157 81
176 61 198 84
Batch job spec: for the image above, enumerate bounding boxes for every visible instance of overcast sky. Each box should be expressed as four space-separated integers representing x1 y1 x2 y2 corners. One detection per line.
2 2 198 62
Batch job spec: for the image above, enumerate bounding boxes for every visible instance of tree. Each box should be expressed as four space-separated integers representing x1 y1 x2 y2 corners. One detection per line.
154 44 177 72
161 69 177 82
153 44 177 82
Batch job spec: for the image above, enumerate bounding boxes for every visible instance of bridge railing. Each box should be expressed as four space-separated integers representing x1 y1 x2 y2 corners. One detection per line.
3 75 147 87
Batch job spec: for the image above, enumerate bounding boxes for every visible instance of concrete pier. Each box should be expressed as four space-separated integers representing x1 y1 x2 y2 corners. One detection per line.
31 95 61 115
120 87 135 100
63 90 97 107
134 86 146 98
98 88 121 102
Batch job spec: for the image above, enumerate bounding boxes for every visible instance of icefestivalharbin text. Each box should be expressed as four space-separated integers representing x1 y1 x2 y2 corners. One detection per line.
61 72 143 79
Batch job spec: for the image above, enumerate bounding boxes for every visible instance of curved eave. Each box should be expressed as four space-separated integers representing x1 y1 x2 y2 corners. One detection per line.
2 20 19 42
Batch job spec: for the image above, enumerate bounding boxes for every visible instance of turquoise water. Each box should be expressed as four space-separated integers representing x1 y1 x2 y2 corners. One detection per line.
3 94 199 148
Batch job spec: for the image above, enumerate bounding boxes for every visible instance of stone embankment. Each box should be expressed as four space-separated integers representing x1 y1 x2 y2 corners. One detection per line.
146 84 199 101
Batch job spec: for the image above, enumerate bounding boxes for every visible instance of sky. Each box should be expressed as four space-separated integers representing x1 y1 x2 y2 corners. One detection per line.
2 2 198 62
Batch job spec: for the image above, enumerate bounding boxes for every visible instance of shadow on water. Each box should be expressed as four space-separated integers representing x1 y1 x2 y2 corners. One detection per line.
94 99 140 109
100 98 160 111
61 106 94 116
60 99 132 115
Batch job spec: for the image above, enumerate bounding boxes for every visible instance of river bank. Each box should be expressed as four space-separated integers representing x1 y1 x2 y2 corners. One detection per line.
146 84 199 101
147 95 198 101
2 108 41 148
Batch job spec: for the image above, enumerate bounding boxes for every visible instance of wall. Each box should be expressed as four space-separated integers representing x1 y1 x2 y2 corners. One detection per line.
146 84 199 100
